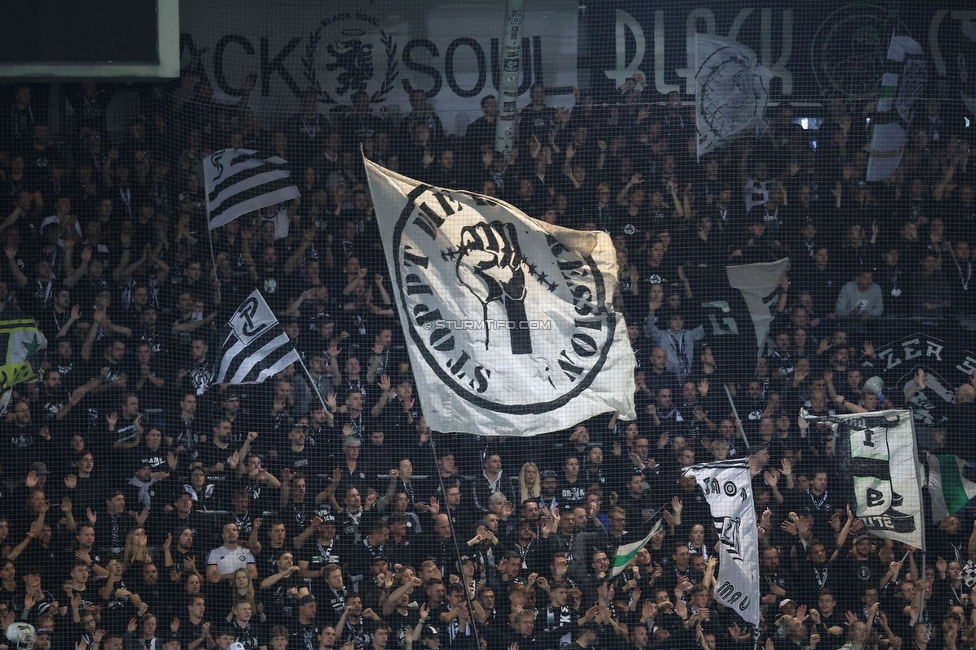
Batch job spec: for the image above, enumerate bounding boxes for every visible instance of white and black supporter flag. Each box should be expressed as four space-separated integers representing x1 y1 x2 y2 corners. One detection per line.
726 258 789 361
695 33 772 159
831 409 925 549
215 290 301 385
364 158 636 437
204 148 301 230
682 459 761 626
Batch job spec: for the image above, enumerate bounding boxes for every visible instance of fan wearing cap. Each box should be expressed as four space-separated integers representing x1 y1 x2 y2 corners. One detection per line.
160 630 183 650
538 470 559 512
8 564 58 623
416 623 441 649
383 512 414 565
837 533 887 612
29 626 52 650
288 594 320 650
95 488 139 555
359 555 394 613
296 513 339 578
124 459 160 511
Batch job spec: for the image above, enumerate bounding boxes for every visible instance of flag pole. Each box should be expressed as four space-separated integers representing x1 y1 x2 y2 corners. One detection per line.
909 413 927 622
205 215 222 307
427 436 482 650
724 384 750 449
494 0 524 166
296 355 331 422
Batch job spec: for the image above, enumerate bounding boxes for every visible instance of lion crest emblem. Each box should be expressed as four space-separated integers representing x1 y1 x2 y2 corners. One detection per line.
325 38 374 96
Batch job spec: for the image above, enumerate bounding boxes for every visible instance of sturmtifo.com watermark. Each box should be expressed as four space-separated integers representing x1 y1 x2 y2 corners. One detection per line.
421 319 554 331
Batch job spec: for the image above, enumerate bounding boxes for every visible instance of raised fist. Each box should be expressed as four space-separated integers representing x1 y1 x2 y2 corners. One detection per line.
457 221 526 305
456 221 531 354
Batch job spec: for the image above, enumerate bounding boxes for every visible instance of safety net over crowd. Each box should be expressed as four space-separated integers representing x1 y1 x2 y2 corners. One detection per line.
0 2 976 650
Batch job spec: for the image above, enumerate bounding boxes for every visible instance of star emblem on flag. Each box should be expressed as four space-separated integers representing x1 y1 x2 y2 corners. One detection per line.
22 334 42 357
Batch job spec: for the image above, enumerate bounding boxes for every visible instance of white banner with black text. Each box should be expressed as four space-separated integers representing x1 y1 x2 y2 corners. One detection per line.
682 460 760 626
365 159 636 437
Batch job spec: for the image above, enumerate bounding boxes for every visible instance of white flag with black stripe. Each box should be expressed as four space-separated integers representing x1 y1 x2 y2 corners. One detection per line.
204 149 301 230
215 290 301 384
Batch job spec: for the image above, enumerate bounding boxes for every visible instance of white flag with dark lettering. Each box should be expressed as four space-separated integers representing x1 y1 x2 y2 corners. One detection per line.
683 460 760 626
214 290 301 385
832 410 925 549
364 158 636 437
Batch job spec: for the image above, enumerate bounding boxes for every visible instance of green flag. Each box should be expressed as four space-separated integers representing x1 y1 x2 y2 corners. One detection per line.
611 519 663 578
926 452 976 522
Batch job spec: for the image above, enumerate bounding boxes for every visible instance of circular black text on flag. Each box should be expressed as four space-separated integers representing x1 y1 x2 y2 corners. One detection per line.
392 184 617 415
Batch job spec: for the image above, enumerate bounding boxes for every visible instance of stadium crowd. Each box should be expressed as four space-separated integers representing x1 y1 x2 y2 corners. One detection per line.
0 68 973 650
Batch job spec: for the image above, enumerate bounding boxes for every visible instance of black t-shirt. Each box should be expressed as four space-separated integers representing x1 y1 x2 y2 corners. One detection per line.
177 619 211 650
839 553 885 608
232 620 262 650
288 620 320 650
255 542 295 582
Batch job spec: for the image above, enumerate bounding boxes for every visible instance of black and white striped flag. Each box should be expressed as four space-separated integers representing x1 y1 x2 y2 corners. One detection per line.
204 149 301 230
215 290 301 385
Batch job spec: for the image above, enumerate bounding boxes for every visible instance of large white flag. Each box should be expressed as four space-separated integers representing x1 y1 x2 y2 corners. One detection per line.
364 159 636 437
832 410 925 549
682 460 760 626
696 34 772 158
